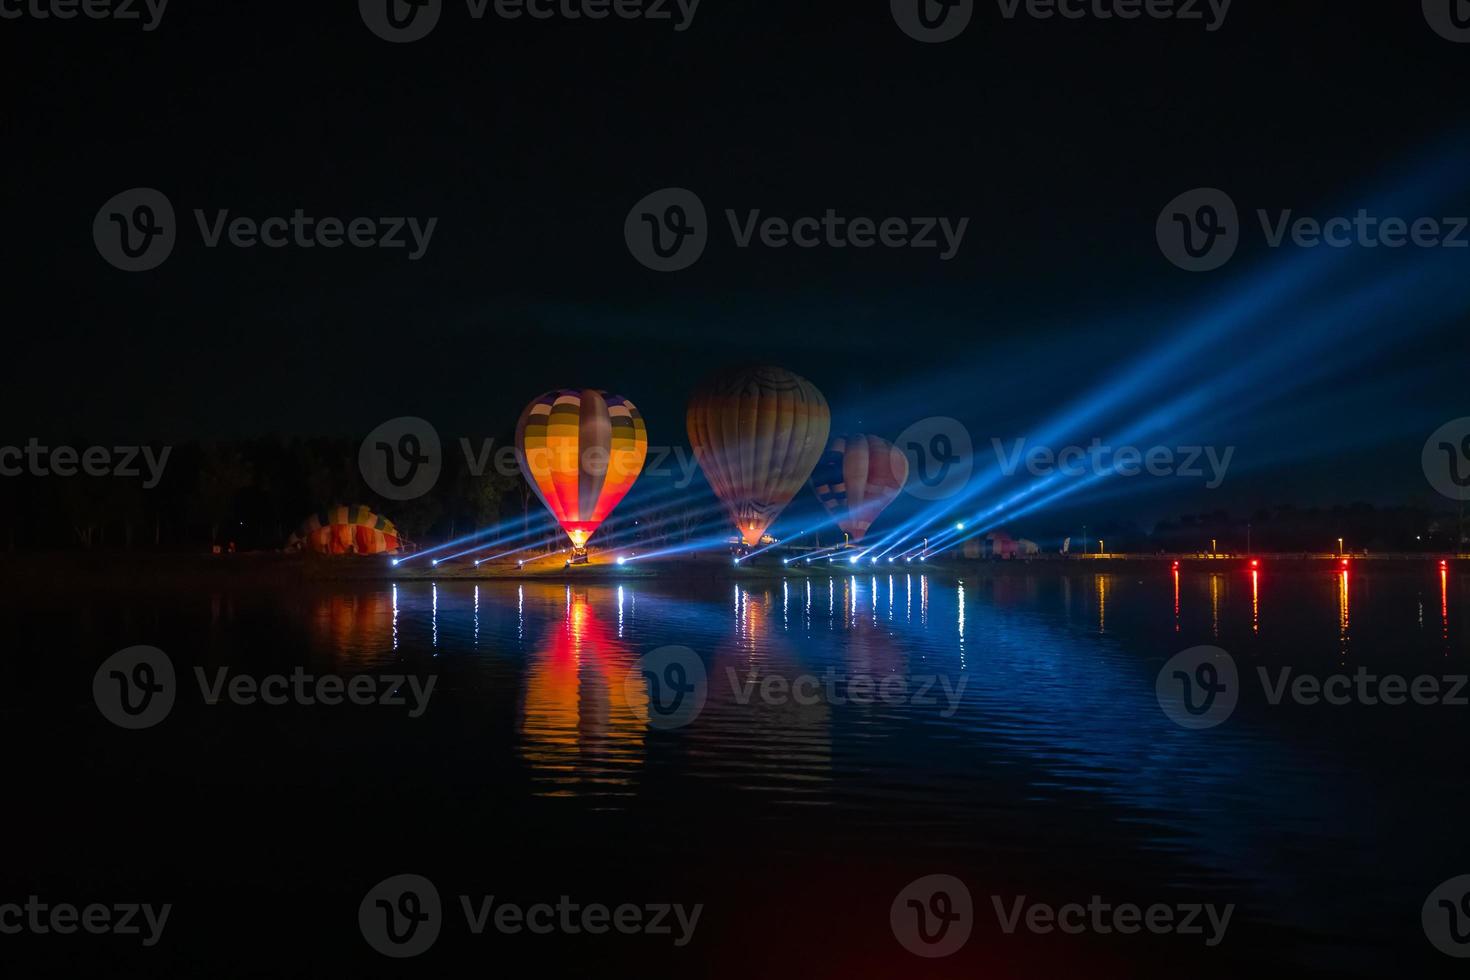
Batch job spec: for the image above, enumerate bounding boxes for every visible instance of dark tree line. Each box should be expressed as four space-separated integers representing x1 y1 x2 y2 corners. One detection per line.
0 436 524 553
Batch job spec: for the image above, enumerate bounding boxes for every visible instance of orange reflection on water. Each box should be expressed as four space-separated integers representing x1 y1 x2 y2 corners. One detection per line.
1337 569 1351 655
1210 574 1221 638
1096 574 1108 635
1443 566 1450 644
1251 570 1260 635
739 586 771 650
1173 568 1181 633
308 592 396 666
520 587 644 797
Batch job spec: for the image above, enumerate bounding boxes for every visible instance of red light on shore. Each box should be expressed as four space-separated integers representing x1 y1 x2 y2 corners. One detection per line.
1441 560 1449 569
1250 559 1259 568
1172 561 1180 569
1341 558 1350 567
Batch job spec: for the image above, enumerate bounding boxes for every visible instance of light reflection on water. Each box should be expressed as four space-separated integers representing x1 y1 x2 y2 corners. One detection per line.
327 569 1466 811
519 588 645 799
269 566 1466 966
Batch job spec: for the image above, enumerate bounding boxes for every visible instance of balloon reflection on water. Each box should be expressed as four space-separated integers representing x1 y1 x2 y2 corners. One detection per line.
306 591 397 668
519 586 646 797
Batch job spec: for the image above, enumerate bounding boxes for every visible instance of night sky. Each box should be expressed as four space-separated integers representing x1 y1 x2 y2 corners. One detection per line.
6 1 1469 530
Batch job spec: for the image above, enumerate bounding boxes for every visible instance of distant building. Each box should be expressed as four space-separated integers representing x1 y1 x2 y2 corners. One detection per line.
963 531 1040 560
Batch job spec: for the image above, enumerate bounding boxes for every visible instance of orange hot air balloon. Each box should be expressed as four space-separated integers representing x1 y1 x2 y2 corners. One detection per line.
809 434 910 543
287 505 403 555
516 389 648 560
687 366 831 548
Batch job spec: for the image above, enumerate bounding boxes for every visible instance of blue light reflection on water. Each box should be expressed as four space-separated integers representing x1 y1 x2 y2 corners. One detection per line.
286 567 1464 970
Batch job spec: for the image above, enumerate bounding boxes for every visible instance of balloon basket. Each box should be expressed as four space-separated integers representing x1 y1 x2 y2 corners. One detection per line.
567 549 590 566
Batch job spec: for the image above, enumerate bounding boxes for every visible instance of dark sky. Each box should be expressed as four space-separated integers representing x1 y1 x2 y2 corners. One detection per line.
6 1 1469 528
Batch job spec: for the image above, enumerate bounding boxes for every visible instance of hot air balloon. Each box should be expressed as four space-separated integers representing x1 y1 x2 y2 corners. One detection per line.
287 505 403 555
687 366 831 549
516 389 648 563
809 435 910 544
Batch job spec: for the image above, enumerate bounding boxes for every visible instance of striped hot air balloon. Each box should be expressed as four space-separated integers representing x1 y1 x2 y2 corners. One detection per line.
687 366 831 548
288 505 403 555
516 389 649 559
809 434 910 543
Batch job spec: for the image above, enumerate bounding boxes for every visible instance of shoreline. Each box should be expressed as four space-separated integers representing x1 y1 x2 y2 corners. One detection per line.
0 550 1462 592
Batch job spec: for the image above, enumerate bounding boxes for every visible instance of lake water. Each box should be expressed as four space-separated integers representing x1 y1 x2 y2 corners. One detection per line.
7 564 1468 977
